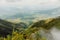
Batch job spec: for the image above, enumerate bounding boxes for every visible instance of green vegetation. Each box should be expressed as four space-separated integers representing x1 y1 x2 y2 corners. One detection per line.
0 27 47 40
0 16 60 40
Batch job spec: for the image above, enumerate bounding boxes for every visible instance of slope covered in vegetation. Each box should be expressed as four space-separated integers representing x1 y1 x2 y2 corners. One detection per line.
0 16 60 40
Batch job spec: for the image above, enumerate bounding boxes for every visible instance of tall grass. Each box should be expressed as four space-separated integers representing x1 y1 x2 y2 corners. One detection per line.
0 28 46 40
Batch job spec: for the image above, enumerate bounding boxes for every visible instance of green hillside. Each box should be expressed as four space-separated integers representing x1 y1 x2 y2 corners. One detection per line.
0 16 60 40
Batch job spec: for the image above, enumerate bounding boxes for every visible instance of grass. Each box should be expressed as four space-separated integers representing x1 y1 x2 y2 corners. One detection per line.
0 27 47 40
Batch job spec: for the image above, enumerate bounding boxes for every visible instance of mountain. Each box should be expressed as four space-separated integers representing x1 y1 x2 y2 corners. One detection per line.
0 7 60 22
0 16 60 38
0 19 27 37
30 16 60 30
19 16 60 40
5 7 60 22
0 19 14 37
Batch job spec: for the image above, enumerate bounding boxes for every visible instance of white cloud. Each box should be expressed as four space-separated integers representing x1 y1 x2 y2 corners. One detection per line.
0 0 60 9
0 0 60 19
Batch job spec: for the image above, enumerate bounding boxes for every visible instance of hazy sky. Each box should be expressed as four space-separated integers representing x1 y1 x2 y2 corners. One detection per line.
0 0 60 18
0 0 60 9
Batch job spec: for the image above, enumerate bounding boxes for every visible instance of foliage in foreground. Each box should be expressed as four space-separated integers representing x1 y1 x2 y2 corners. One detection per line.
0 28 46 40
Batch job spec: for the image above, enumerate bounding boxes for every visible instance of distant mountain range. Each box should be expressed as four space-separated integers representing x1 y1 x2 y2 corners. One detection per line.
0 7 60 22
4 7 60 22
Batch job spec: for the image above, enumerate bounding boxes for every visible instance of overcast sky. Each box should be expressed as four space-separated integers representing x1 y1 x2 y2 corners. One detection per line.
0 0 60 18
0 0 60 9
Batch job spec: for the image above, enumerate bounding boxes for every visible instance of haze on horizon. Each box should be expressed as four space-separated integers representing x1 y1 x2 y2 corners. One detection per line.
0 0 60 19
